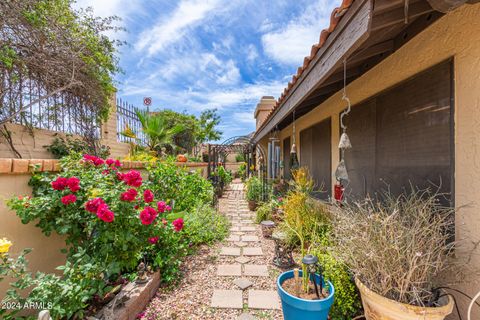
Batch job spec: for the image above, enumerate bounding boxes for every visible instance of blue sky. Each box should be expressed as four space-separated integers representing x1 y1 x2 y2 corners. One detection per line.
75 0 338 141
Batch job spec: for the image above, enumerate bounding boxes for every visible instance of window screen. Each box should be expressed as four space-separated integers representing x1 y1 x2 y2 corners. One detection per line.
343 61 453 204
300 118 332 200
283 137 291 180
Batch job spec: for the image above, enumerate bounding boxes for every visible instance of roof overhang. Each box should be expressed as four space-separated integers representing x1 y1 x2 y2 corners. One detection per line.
252 0 453 143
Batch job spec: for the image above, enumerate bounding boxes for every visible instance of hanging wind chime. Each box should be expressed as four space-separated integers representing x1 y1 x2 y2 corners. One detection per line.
335 59 352 202
289 110 299 171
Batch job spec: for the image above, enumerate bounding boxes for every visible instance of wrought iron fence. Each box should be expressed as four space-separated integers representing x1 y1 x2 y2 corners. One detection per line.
116 99 147 145
0 74 101 137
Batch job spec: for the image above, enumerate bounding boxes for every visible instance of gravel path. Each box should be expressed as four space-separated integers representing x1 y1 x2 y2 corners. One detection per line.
141 181 284 320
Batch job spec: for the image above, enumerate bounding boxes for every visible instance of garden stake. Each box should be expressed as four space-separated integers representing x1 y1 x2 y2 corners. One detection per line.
294 268 301 297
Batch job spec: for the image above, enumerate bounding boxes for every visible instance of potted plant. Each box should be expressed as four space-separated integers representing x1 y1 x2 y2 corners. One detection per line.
245 176 262 211
332 191 455 320
277 168 335 319
277 257 335 320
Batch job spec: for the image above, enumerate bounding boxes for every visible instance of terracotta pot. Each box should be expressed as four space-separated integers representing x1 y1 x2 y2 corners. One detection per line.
248 200 257 211
355 279 453 320
176 154 187 162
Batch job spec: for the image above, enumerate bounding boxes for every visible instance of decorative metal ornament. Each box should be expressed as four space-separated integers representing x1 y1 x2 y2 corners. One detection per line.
338 132 352 149
272 231 295 269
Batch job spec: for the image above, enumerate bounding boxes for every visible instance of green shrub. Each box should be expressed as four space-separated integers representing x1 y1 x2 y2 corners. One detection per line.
255 202 272 223
238 162 247 181
183 203 229 245
235 153 245 162
147 160 214 211
45 135 110 159
246 176 263 202
216 165 233 186
312 249 361 319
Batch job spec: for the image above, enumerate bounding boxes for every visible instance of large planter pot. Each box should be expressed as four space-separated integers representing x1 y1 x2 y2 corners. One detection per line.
248 200 257 211
355 279 453 320
277 270 334 320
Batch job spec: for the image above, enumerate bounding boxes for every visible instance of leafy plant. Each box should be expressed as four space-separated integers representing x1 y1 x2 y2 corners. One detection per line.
238 162 247 181
235 153 245 162
331 189 456 306
215 165 233 186
147 160 214 212
45 135 110 159
255 201 273 223
183 203 229 246
246 176 263 202
136 110 184 156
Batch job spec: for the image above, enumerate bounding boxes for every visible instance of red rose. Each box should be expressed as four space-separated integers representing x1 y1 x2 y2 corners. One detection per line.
61 194 77 205
116 172 124 180
115 159 122 167
139 206 157 225
52 177 68 190
120 188 138 202
157 201 166 213
143 189 154 203
67 177 80 192
96 204 114 223
172 218 184 232
122 170 142 187
106 158 115 166
83 154 105 166
148 236 159 244
85 198 106 213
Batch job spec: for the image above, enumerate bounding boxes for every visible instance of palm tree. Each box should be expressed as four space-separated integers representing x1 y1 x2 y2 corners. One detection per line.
136 110 184 156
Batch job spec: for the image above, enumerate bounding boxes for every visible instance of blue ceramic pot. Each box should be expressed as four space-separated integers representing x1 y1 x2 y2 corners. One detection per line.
277 270 334 320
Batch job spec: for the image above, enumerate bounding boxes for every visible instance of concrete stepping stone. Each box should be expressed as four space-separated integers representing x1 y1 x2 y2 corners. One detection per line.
237 313 256 320
231 232 245 236
227 235 241 242
211 289 243 309
244 264 269 277
241 235 259 242
233 278 253 290
240 226 256 232
234 242 247 247
217 264 242 276
248 290 280 310
220 247 241 256
241 220 254 224
243 247 263 256
230 226 241 232
235 256 251 264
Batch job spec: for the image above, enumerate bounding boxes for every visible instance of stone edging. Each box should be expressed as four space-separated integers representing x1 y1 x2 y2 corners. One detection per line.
0 158 209 174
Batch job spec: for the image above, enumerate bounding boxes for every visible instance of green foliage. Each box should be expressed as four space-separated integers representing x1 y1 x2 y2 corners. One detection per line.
147 160 214 212
183 203 229 246
196 109 222 144
238 162 247 181
215 165 233 186
246 176 263 202
45 135 110 159
136 110 184 155
159 109 198 154
255 202 273 223
235 153 245 162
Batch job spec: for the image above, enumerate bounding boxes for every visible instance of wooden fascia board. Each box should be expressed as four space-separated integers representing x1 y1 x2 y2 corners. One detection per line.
253 0 374 143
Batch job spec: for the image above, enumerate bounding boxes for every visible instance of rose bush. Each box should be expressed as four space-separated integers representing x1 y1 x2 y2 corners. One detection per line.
9 154 187 275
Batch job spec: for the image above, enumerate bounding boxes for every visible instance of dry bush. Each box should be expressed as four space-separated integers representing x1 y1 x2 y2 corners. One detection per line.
331 190 455 306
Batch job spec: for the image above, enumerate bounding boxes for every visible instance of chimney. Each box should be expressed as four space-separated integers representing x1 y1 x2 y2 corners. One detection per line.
254 96 276 130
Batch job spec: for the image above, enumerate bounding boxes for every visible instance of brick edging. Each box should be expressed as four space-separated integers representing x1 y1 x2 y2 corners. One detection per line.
0 158 209 174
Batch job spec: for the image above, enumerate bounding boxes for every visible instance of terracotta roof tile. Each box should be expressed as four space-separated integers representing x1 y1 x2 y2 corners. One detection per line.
256 0 355 134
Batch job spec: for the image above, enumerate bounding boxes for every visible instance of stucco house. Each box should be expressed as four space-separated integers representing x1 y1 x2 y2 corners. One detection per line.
253 0 480 316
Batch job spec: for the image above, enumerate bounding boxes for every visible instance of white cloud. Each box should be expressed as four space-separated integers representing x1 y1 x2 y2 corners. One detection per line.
233 112 256 125
246 44 259 62
136 0 221 56
261 0 337 65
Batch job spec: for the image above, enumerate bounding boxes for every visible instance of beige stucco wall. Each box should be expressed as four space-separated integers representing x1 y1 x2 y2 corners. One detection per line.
259 4 480 317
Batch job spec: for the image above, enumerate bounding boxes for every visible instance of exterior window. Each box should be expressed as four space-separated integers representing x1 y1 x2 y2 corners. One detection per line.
300 118 332 200
342 61 453 205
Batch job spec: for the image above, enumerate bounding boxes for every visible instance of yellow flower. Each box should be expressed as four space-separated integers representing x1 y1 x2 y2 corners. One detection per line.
0 238 12 254
89 188 103 198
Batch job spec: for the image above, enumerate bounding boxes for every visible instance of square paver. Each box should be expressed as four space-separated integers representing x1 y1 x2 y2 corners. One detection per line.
235 256 251 264
244 264 269 277
220 247 241 256
240 226 256 232
241 235 259 242
211 289 243 309
234 242 247 247
233 278 253 290
237 313 256 320
231 232 245 236
248 290 280 310
227 235 241 242
217 264 242 276
230 226 241 232
241 220 254 224
243 247 263 256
